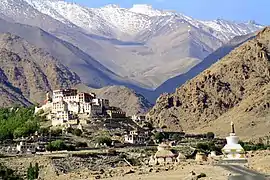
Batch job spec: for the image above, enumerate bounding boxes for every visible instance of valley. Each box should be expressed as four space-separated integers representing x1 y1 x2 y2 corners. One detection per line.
0 1 269 179
0 0 262 93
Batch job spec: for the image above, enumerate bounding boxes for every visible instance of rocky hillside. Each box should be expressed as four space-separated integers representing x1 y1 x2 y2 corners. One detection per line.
150 33 256 102
0 33 80 105
0 79 31 107
0 32 152 113
76 84 153 116
0 18 130 89
0 1 262 89
147 27 270 138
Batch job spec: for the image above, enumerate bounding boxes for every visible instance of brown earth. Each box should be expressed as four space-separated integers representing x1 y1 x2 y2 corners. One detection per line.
0 156 230 180
1 152 270 180
147 27 270 139
247 150 270 175
0 33 80 106
0 33 152 115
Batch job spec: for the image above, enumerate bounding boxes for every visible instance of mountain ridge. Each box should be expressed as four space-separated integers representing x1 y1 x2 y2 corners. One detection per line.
23 0 262 41
0 32 81 105
0 32 153 115
0 0 263 98
150 32 256 102
147 27 270 139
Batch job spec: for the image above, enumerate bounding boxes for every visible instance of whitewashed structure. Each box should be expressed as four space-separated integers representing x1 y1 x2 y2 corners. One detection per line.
222 122 247 161
35 89 111 126
124 130 146 144
16 141 36 154
131 115 146 122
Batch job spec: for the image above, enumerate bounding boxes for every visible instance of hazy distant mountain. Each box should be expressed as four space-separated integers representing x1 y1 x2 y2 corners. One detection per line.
0 32 153 115
0 0 263 89
151 33 256 102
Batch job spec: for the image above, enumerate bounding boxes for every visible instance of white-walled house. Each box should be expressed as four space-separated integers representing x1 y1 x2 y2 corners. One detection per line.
131 115 146 122
124 130 146 144
35 89 118 126
16 141 36 154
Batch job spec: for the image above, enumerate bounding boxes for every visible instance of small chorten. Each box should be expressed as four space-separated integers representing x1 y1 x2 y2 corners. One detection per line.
222 122 247 161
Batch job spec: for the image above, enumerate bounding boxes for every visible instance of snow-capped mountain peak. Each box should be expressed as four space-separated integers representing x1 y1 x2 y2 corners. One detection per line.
12 0 264 41
129 4 173 17
103 4 121 9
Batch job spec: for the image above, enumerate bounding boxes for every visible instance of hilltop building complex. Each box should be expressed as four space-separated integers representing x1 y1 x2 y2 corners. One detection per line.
35 89 126 126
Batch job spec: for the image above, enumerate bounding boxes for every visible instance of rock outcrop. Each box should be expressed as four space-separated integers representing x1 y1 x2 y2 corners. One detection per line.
147 27 270 137
0 33 80 106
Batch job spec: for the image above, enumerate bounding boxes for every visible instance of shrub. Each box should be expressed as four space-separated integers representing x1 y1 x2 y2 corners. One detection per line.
37 109 44 115
240 141 270 151
196 142 222 153
0 163 22 180
46 140 67 151
66 127 73 134
50 129 62 136
66 144 76 151
27 162 39 180
95 136 112 146
75 142 88 148
161 125 167 129
38 127 49 136
206 132 215 140
171 133 182 141
73 129 82 136
197 173 206 178
154 132 165 143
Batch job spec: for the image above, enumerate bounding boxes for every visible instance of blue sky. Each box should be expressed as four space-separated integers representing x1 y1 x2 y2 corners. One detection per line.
66 0 269 25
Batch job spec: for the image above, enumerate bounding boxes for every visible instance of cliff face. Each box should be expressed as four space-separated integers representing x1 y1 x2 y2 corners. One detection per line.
0 33 80 106
147 27 270 136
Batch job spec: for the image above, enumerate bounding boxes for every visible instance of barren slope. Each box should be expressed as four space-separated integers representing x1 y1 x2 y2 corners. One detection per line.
0 1 262 89
76 84 153 116
0 33 80 105
147 27 270 138
152 33 256 103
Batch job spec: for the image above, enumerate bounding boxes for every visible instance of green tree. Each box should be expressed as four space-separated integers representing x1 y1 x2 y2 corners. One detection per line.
51 140 66 150
0 107 41 141
13 127 27 138
27 163 35 180
196 142 222 153
34 163 39 179
171 133 182 141
196 143 209 152
46 140 68 151
154 132 165 143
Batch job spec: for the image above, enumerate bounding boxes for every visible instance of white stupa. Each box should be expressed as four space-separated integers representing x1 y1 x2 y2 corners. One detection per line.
222 122 247 161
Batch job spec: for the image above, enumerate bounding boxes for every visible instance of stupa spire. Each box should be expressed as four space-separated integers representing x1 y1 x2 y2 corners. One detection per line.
231 121 235 134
